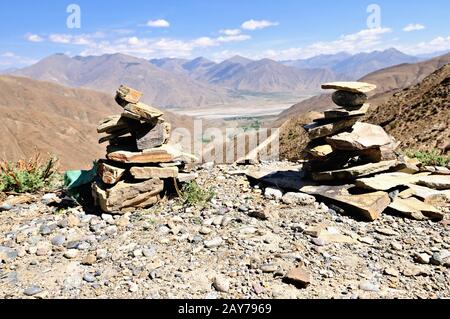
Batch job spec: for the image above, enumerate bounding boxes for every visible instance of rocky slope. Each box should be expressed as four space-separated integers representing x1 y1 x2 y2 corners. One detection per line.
1 162 449 299
364 64 450 153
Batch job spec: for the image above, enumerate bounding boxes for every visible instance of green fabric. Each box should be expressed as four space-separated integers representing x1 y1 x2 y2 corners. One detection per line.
63 162 98 201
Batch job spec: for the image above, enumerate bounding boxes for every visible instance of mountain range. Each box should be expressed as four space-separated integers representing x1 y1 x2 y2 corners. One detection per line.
9 48 429 108
282 48 420 79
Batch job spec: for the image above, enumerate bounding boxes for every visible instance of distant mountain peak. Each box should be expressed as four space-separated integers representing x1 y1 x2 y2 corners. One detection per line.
225 55 253 65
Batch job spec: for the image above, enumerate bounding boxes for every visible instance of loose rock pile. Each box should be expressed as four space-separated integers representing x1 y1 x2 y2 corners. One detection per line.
299 82 450 221
92 86 197 213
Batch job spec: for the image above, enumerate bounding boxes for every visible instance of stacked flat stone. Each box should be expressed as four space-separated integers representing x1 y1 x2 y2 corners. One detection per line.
303 82 396 175
299 82 450 222
92 85 197 213
301 82 405 220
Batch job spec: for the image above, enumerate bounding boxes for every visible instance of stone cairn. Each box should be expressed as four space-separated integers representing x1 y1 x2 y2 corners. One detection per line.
92 85 197 213
300 82 449 221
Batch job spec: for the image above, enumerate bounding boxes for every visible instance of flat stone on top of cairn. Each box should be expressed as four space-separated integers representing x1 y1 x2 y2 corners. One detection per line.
321 82 377 93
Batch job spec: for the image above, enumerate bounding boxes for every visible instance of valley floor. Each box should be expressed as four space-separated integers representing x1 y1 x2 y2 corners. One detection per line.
0 161 449 299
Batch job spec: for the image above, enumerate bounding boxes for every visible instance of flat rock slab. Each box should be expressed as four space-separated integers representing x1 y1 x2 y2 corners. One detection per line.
389 197 444 221
300 184 390 221
284 266 311 288
116 85 143 106
327 122 393 151
97 115 130 134
305 144 334 159
122 102 164 122
356 172 431 191
323 104 370 119
98 162 126 185
399 183 450 200
92 179 163 213
130 166 178 179
312 160 399 182
321 82 377 93
305 117 359 140
132 121 171 150
416 175 450 190
246 168 312 191
107 145 198 164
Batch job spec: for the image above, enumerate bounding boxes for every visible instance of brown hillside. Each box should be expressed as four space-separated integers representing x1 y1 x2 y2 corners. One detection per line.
364 64 450 153
0 76 202 170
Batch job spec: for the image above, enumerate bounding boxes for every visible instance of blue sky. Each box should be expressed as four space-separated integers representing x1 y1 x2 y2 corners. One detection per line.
1 0 450 68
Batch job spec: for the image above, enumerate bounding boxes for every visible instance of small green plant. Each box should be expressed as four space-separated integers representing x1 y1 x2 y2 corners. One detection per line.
243 119 262 132
404 149 450 167
181 181 215 207
0 153 59 193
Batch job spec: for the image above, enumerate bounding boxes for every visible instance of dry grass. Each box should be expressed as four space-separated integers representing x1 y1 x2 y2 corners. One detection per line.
0 152 60 193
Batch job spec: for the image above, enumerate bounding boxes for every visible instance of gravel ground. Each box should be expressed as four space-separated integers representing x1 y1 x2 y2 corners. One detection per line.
1 162 449 299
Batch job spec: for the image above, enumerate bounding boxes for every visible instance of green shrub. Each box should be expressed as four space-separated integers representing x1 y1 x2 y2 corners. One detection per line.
0 153 59 193
181 181 215 206
404 149 450 167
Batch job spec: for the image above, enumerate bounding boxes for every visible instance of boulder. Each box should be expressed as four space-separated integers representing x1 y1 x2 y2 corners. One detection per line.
321 81 377 93
300 184 390 221
327 122 393 151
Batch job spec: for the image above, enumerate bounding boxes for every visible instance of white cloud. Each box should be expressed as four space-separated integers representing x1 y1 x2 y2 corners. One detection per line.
220 29 241 36
128 37 141 45
147 19 170 28
217 34 251 43
241 19 279 30
0 51 38 67
399 35 450 55
1 52 16 58
26 34 44 42
78 31 251 59
403 23 426 32
262 27 392 60
48 33 104 46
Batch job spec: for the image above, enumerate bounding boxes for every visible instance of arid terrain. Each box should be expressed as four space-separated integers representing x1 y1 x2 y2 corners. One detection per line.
1 162 449 299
